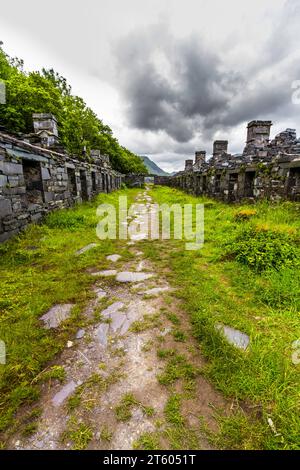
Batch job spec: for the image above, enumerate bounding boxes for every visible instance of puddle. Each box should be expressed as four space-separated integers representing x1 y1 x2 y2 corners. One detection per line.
40 304 74 329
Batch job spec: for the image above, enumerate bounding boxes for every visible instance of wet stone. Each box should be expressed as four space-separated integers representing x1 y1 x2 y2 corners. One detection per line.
40 304 74 329
101 301 125 317
96 323 110 347
52 381 77 406
116 272 154 283
110 312 126 332
143 287 170 296
216 324 250 350
75 243 98 255
93 287 107 300
76 329 85 339
106 254 122 262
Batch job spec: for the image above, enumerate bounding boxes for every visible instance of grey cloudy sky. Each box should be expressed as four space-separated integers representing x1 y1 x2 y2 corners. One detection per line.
1 0 300 172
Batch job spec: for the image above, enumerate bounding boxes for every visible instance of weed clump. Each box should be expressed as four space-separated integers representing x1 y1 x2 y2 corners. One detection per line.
226 225 299 272
234 209 257 221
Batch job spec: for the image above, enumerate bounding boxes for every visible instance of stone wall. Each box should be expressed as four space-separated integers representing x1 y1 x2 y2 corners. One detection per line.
0 127 122 242
124 174 146 188
157 121 300 203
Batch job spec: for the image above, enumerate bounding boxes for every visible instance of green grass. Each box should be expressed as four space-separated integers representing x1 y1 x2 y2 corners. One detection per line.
172 329 187 342
0 188 139 435
114 393 155 422
1 184 300 449
100 425 113 442
61 417 93 450
145 186 300 450
129 313 162 333
164 394 184 426
114 393 139 422
133 432 161 450
32 365 66 384
157 353 200 386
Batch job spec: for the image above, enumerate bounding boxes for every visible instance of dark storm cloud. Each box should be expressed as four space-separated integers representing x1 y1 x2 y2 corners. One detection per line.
113 11 300 148
114 28 245 143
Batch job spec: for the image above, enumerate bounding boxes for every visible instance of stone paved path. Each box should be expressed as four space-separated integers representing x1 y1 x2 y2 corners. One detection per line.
8 187 230 450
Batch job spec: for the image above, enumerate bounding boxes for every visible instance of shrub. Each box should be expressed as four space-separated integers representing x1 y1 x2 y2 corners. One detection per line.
226 225 299 272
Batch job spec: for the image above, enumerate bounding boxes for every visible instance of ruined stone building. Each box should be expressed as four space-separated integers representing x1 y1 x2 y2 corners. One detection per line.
157 120 300 202
0 114 122 242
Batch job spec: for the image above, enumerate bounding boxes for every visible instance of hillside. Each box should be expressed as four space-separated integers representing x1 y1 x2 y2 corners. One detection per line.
140 156 169 175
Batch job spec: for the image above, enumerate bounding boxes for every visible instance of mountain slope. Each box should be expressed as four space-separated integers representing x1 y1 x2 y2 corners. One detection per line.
140 156 169 175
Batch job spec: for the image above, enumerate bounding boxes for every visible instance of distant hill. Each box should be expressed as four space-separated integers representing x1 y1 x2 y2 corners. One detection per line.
140 156 169 175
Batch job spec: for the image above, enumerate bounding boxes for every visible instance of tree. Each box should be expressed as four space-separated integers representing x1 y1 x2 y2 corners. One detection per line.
0 45 147 174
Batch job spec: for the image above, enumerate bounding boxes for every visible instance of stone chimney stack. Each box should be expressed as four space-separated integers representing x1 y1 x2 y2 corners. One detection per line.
33 113 58 137
195 151 206 165
213 140 228 158
90 149 101 160
185 160 194 172
246 120 272 146
32 113 58 148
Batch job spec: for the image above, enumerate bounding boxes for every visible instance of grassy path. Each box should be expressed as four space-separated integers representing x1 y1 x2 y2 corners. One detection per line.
0 186 299 449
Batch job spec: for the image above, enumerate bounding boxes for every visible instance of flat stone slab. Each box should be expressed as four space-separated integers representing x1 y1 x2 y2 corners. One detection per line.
101 302 125 317
52 381 77 406
75 243 98 255
91 270 117 277
110 312 127 332
143 287 170 296
76 329 85 339
96 323 110 347
40 304 74 329
216 324 250 350
116 272 154 283
106 254 122 262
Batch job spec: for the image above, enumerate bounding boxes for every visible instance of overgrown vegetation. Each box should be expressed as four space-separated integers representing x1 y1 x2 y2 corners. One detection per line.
0 188 138 436
1 184 299 450
0 45 147 174
144 186 300 450
61 417 93 450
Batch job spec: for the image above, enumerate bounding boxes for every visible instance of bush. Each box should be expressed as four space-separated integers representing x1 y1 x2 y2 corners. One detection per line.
226 225 299 272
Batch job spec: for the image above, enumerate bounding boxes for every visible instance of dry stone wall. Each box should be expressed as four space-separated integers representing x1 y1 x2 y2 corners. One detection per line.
157 120 300 203
0 115 122 242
